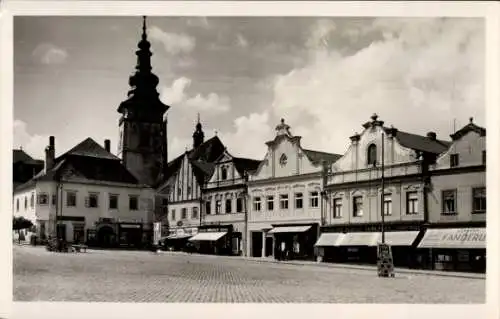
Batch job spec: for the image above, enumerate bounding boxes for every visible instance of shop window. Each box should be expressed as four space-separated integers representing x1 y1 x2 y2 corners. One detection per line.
333 198 342 218
38 193 48 205
205 201 211 215
225 199 232 213
353 196 363 217
279 194 289 210
66 191 77 207
253 197 261 211
236 198 243 213
181 208 187 219
216 200 222 214
129 195 138 210
436 254 452 262
86 193 99 208
192 207 199 219
295 193 303 209
406 192 419 215
383 194 392 216
441 190 457 215
367 144 377 166
472 187 486 214
450 154 459 167
267 196 274 211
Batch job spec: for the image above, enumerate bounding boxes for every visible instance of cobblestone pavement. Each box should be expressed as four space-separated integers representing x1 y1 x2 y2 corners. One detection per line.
13 246 485 303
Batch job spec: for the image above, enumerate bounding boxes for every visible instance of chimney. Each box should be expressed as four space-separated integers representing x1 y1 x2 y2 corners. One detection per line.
104 139 111 152
427 132 437 141
44 136 55 173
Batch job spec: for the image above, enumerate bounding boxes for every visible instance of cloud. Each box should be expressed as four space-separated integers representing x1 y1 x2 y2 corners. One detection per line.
186 17 210 29
32 43 68 65
270 18 484 155
218 112 272 159
13 120 49 159
306 19 337 50
161 77 231 113
236 34 249 48
148 26 195 55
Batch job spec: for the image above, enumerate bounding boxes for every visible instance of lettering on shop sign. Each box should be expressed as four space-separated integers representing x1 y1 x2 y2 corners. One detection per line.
441 232 485 242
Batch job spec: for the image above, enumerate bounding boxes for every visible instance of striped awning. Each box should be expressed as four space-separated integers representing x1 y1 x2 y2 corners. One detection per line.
314 233 345 247
268 225 312 234
337 232 379 246
418 228 485 249
188 232 227 242
375 231 420 246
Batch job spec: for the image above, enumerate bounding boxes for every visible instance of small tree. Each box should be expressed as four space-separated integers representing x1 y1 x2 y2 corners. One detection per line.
13 217 34 243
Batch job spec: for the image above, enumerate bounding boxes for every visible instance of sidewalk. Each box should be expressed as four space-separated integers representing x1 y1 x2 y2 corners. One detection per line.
158 250 485 280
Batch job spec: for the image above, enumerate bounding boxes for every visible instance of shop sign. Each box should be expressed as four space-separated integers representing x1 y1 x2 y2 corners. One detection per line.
440 229 485 242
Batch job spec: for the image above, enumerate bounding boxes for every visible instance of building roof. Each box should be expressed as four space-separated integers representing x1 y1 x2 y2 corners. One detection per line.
232 157 262 175
56 137 120 162
450 120 486 141
14 138 141 192
302 149 342 166
13 149 44 166
388 129 451 155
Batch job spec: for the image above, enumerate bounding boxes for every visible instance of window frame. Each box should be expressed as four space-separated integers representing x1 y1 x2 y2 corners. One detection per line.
87 193 99 208
171 209 176 221
253 196 261 212
267 195 274 211
309 191 319 208
181 207 187 219
294 192 303 209
406 191 419 215
450 153 459 167
192 207 199 219
225 198 232 213
236 197 243 213
333 198 342 218
367 143 377 166
279 194 289 210
441 189 457 215
216 200 222 214
205 200 211 215
66 191 77 207
38 193 49 205
109 194 119 210
129 195 139 211
383 193 392 216
472 187 486 214
353 196 363 217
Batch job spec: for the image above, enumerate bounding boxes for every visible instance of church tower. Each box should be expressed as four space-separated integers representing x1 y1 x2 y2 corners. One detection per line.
192 113 205 148
117 16 169 186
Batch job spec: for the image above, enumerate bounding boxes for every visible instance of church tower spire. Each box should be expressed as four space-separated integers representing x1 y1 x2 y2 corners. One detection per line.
193 113 205 148
117 16 169 186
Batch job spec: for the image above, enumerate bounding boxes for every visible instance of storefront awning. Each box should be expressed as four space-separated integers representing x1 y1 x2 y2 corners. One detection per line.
375 231 420 246
337 232 379 246
418 228 485 249
314 233 345 247
268 225 312 234
166 234 192 240
188 232 227 242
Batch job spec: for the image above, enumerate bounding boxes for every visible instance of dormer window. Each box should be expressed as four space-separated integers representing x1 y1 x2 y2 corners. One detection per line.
367 144 377 166
221 166 228 180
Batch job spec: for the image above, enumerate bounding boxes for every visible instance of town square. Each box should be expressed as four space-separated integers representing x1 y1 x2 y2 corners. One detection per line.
14 245 484 303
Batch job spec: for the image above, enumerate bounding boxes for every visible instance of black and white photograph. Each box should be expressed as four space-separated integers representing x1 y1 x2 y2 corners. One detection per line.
1 1 499 319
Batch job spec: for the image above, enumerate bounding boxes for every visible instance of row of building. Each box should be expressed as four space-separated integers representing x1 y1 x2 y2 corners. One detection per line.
12 17 486 273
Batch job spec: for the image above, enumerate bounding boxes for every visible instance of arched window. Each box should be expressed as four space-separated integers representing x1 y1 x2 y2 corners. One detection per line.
221 166 228 180
367 144 377 166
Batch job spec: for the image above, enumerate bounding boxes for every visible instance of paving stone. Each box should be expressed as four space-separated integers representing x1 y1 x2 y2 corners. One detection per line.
13 246 485 303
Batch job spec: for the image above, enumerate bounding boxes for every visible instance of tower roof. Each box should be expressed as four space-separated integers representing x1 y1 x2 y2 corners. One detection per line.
118 16 169 121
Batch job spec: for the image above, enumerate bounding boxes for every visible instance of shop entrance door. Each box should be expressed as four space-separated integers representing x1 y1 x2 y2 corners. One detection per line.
265 237 273 257
251 231 262 257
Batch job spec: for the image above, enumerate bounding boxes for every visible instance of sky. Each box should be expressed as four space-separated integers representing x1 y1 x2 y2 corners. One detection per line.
14 16 485 161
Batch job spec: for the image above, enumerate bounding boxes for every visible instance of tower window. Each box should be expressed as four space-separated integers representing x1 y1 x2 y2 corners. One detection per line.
367 144 377 166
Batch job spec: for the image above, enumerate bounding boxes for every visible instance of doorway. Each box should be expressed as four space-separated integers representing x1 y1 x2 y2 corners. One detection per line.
265 236 273 257
97 226 115 247
251 231 263 257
